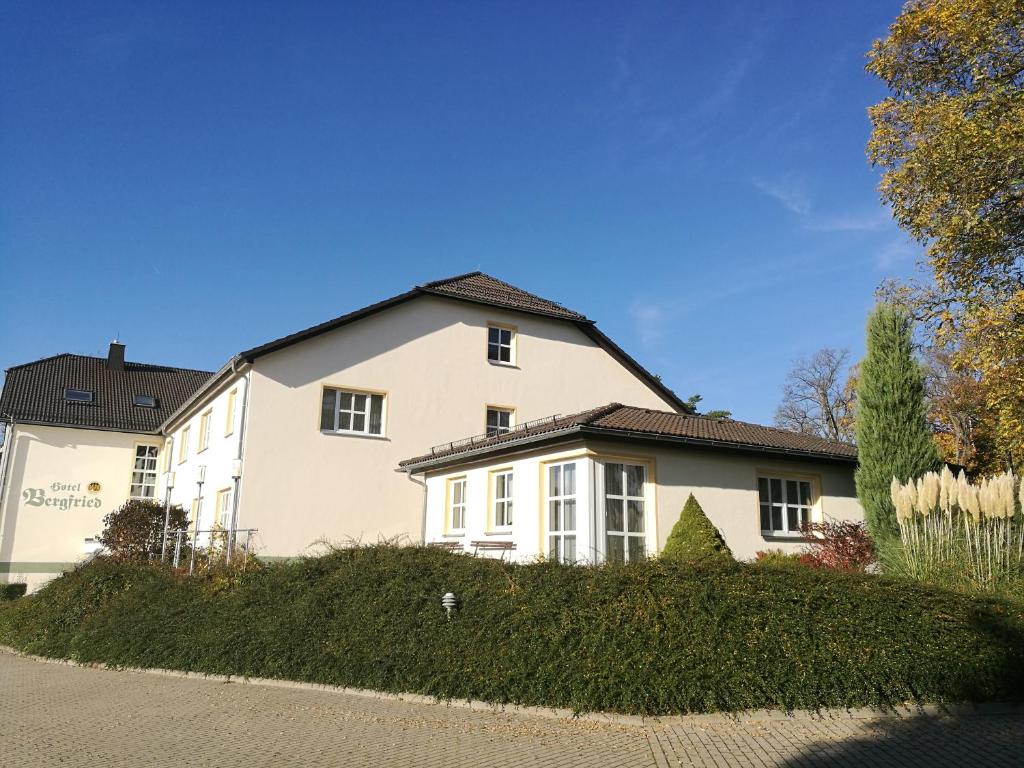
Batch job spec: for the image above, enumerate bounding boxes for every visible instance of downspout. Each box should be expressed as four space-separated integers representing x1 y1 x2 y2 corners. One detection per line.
404 469 428 544
0 416 16 559
226 361 251 560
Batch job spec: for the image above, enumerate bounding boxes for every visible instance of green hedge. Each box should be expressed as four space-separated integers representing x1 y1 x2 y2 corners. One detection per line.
0 583 27 601
2 546 1023 715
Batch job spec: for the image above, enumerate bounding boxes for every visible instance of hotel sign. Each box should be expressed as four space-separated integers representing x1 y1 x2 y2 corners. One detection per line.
22 482 104 510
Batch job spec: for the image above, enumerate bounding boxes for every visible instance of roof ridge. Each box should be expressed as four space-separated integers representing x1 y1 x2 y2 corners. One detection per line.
417 271 484 289
5 352 210 376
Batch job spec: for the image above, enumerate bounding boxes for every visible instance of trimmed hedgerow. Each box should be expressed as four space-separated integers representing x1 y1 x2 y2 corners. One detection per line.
0 583 27 601
2 546 1023 715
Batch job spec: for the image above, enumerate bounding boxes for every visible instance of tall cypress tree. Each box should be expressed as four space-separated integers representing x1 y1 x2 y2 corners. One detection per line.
855 303 939 548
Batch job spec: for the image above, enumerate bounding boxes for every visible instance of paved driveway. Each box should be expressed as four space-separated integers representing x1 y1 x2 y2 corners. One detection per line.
2 650 1023 767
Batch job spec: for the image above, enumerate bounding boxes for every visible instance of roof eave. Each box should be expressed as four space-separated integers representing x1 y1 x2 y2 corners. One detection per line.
399 425 586 472
1 417 162 436
159 357 249 433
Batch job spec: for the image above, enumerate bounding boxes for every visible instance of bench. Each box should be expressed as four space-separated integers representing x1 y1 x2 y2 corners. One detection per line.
470 540 517 560
428 541 464 552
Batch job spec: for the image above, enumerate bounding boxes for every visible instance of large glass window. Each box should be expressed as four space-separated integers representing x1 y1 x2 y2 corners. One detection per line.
493 470 513 528
486 407 513 437
449 478 467 532
130 445 159 499
487 325 514 364
604 462 646 563
320 388 385 436
758 477 813 536
548 462 577 563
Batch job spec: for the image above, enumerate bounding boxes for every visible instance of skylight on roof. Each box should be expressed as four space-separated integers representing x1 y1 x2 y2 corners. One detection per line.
64 388 93 403
133 394 158 408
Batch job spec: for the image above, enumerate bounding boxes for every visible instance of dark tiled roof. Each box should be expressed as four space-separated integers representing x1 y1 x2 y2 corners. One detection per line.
418 272 590 321
400 403 857 469
1 354 212 433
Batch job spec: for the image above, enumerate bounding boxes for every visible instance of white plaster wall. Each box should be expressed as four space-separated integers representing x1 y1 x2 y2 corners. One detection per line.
239 295 677 557
422 438 863 562
160 373 247 533
0 423 162 590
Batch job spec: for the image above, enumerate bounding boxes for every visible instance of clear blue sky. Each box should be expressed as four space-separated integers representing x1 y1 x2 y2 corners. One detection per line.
1 1 921 424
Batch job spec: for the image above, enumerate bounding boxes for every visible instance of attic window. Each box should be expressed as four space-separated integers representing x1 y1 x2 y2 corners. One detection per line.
133 394 158 408
64 388 93 403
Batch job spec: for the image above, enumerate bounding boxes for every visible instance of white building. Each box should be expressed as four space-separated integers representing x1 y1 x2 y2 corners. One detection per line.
1 272 863 588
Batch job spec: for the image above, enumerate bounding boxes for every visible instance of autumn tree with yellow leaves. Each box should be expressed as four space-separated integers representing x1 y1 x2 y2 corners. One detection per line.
867 0 1024 472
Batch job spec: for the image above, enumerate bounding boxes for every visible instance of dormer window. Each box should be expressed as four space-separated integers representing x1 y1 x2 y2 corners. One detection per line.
133 394 158 408
64 388 93 403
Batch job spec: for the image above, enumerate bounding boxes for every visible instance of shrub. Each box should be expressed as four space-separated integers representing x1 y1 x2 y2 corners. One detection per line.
1 583 27 601
99 499 188 559
753 550 808 568
2 546 1023 715
800 521 877 572
661 494 733 563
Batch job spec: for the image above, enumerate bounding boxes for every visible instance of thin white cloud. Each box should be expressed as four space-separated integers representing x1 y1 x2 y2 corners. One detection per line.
804 210 892 232
752 176 812 215
875 236 919 269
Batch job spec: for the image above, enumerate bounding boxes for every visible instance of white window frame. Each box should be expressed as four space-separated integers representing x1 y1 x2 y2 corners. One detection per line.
448 477 467 533
487 324 515 365
547 462 578 563
130 444 159 499
601 462 648 564
216 487 233 528
758 476 814 537
198 409 212 452
178 426 190 464
225 388 237 436
321 387 386 437
486 406 514 437
492 469 513 529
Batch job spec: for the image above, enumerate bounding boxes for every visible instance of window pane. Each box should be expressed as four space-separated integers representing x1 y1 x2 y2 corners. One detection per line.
605 464 623 496
505 473 513 496
549 536 560 560
563 499 576 531
549 500 560 531
488 343 500 361
499 329 511 345
495 474 506 497
489 327 500 344
353 393 367 412
563 463 575 495
606 535 625 564
339 392 352 409
549 465 560 497
454 481 464 504
800 482 812 506
787 505 799 532
505 500 513 525
563 535 576 562
339 412 351 430
786 480 798 505
627 536 646 563
369 395 384 434
626 465 645 497
758 477 769 504
352 413 365 432
771 505 783 531
760 503 771 531
320 389 336 430
499 411 510 428
798 506 809 529
499 346 511 363
770 478 782 504
627 500 645 533
605 498 624 532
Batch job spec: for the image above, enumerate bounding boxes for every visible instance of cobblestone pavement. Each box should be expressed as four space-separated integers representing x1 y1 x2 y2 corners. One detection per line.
3 651 1024 767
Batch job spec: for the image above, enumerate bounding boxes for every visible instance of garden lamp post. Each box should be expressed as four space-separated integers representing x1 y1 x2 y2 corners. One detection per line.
160 471 175 563
189 465 206 574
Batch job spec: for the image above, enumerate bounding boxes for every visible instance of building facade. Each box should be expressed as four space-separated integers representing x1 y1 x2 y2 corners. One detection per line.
2 272 864 588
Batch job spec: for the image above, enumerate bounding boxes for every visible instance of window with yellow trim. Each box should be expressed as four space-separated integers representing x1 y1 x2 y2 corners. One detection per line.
178 426 190 463
225 389 237 436
448 477 467 533
198 409 212 452
493 470 513 528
